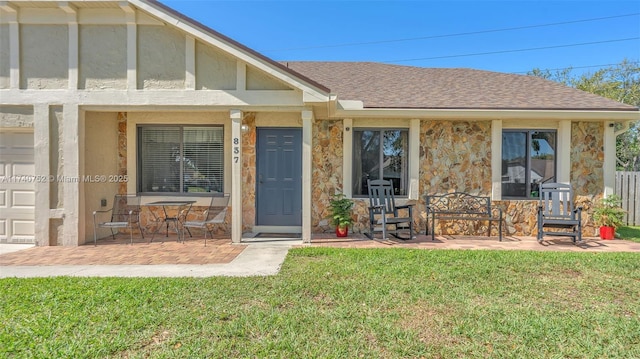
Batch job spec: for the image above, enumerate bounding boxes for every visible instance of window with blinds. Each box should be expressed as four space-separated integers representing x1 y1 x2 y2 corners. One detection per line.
138 126 224 194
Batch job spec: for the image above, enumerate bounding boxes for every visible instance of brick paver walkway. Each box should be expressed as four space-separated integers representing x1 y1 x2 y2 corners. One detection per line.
310 233 640 252
1 233 638 268
0 235 245 266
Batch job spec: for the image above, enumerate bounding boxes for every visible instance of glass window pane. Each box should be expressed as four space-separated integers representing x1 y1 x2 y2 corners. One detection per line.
140 127 181 193
382 130 408 196
502 131 527 197
139 126 224 194
353 130 380 196
183 127 224 193
530 131 556 197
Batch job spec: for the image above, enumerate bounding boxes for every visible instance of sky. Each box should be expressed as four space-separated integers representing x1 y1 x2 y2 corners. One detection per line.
159 0 640 76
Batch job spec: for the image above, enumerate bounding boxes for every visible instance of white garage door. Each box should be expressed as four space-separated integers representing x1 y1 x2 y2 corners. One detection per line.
0 131 36 243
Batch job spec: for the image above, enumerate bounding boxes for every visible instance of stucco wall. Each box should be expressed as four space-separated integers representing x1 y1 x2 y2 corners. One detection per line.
195 40 236 90
137 25 186 90
20 25 68 89
246 66 292 90
0 24 9 89
48 106 64 245
255 112 301 127
0 106 33 129
79 25 127 90
84 112 119 243
49 106 63 210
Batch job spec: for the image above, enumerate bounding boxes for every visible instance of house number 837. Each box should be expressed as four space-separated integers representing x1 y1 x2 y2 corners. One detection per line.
233 138 240 163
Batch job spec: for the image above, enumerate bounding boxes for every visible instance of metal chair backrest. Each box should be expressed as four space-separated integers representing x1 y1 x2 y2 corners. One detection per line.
368 179 397 216
204 193 230 222
539 183 575 219
112 194 141 223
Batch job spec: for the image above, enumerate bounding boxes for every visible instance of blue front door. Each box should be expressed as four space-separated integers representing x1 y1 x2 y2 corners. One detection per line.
256 128 302 226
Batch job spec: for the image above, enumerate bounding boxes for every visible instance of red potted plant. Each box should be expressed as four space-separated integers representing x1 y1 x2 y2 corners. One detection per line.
592 194 625 240
329 193 354 237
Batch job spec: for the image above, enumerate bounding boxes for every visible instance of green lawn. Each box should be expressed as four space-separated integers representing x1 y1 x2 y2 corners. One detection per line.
618 226 640 242
2 248 639 358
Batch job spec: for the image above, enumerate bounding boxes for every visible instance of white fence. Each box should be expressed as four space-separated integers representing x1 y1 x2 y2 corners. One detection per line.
615 171 640 226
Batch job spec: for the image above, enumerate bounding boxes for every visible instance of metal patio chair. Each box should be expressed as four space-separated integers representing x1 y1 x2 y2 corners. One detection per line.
366 179 414 240
182 194 230 246
537 182 583 243
93 194 144 246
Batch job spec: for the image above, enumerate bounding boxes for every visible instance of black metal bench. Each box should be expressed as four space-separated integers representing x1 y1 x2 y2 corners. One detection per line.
425 192 502 241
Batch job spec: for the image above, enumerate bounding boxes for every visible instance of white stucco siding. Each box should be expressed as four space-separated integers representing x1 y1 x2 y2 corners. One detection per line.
20 25 68 90
79 25 127 90
195 40 237 90
0 24 9 89
83 112 119 243
0 106 33 128
255 112 302 127
49 106 64 209
137 25 186 90
246 66 293 91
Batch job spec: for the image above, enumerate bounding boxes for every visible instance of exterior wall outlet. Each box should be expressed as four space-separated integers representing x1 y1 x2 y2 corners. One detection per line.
101 199 107 207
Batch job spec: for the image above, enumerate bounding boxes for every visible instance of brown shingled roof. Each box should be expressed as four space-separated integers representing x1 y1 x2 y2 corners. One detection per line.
282 61 638 111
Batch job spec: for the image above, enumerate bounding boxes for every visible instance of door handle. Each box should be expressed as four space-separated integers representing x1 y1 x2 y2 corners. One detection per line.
259 174 263 184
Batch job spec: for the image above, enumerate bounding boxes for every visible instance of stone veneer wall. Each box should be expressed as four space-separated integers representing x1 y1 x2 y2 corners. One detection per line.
111 116 604 238
418 120 496 236
311 120 347 232
117 112 127 195
420 121 493 194
571 121 604 236
318 119 604 238
241 113 257 231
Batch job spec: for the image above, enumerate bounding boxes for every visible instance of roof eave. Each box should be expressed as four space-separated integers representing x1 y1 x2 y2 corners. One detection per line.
331 107 640 121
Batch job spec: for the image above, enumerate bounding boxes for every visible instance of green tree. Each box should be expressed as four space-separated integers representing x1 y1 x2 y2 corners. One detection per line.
529 59 640 170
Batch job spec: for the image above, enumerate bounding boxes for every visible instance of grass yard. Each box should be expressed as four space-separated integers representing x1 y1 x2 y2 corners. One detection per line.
618 226 640 242
2 248 639 358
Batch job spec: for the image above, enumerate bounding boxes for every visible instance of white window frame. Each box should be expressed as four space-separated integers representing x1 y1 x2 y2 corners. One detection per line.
343 118 420 200
125 112 230 196
491 119 570 200
136 125 225 195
